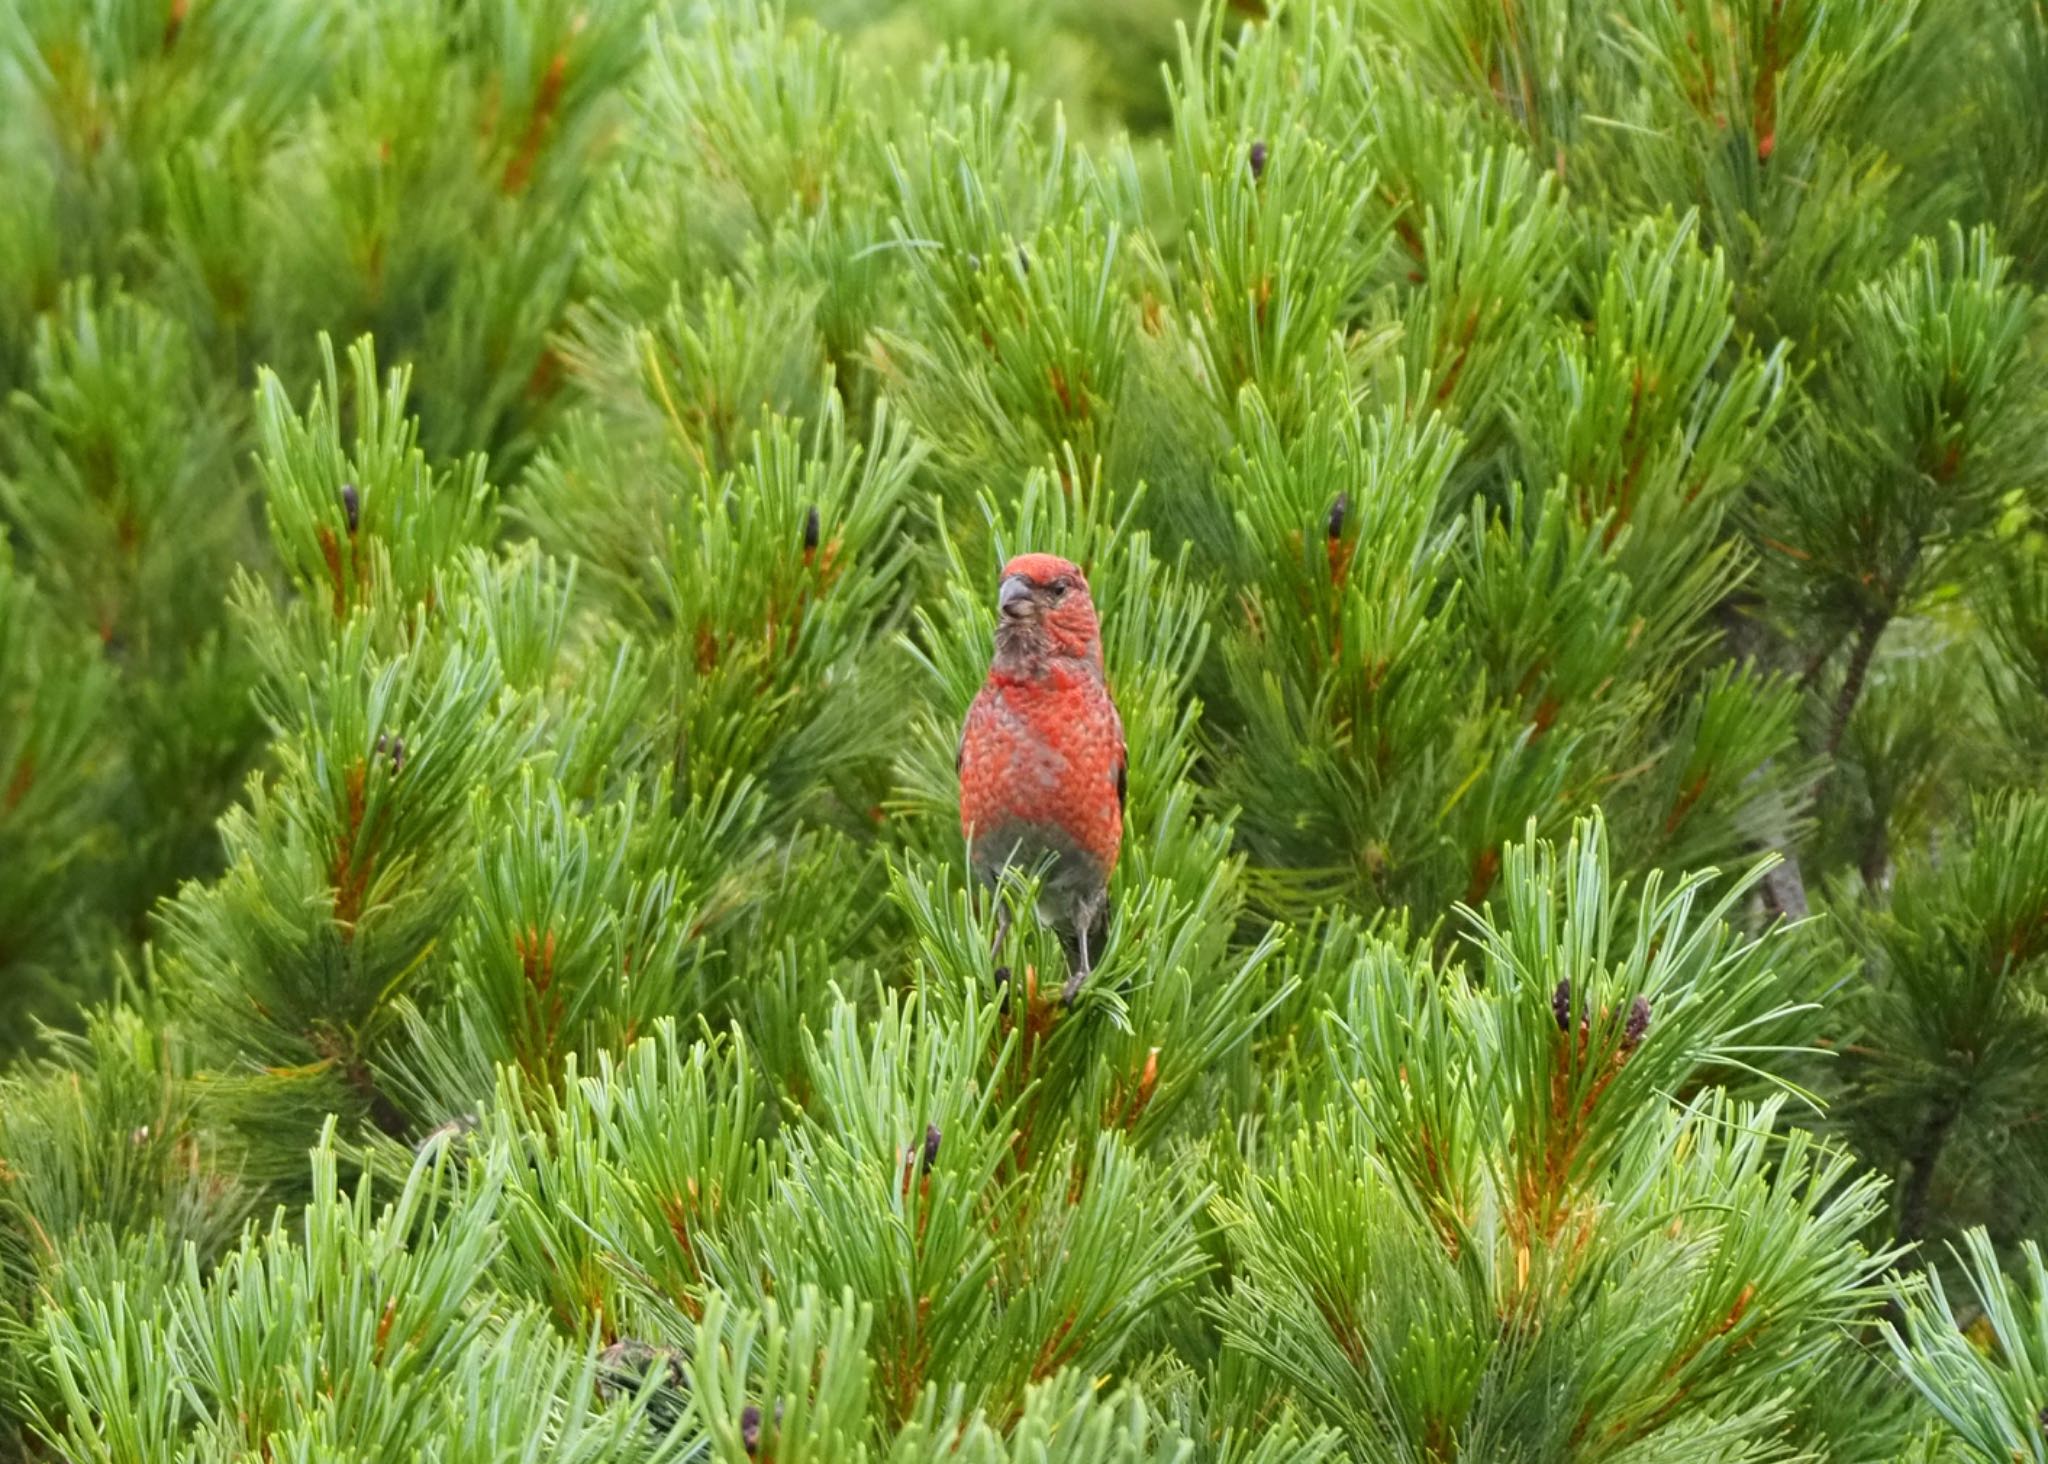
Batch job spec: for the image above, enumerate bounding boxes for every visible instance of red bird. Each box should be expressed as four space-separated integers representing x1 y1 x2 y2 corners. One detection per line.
957 553 1125 1003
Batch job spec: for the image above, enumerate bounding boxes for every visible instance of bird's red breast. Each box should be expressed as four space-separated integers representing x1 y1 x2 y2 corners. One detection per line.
959 659 1124 879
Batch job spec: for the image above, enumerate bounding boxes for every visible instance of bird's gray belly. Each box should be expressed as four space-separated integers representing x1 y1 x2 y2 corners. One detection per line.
970 818 1106 917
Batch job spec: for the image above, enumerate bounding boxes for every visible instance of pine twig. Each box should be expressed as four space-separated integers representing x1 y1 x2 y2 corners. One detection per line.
1825 611 1889 761
1898 1092 1963 1246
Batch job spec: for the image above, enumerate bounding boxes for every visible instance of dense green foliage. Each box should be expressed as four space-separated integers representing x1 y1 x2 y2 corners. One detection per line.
3 0 2048 1457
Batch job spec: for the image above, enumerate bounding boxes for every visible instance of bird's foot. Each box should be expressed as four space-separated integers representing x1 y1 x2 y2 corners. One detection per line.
1061 919 1096 1008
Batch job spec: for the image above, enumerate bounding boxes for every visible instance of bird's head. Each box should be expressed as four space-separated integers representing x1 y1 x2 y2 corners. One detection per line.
993 553 1102 669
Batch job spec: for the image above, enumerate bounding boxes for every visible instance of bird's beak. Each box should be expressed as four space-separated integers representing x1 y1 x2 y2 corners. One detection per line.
998 575 1035 619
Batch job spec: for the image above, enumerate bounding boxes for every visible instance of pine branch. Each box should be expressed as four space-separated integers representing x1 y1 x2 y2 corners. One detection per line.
1825 608 1890 760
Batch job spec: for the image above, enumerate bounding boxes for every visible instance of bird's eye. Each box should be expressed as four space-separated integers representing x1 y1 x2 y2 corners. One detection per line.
1049 580 1070 599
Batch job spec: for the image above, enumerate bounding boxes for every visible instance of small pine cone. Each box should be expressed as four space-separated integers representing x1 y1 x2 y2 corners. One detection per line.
1623 995 1651 1051
741 1401 782 1454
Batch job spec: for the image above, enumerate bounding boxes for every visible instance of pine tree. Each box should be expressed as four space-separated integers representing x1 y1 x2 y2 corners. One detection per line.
4 0 2048 1459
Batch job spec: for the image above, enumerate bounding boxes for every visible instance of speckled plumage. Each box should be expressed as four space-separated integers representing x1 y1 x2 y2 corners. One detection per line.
958 553 1125 1000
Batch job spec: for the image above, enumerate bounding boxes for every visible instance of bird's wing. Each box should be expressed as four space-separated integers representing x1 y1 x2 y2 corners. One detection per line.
957 685 991 777
956 687 980 776
1113 702 1127 814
